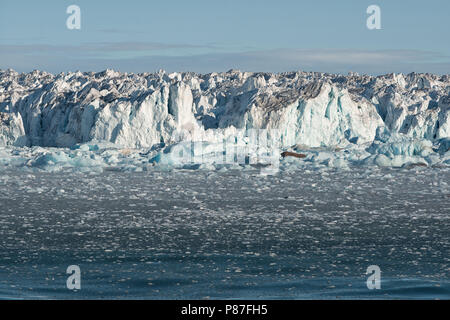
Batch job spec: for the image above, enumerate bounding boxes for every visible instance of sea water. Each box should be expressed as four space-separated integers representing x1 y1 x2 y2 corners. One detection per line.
0 168 448 299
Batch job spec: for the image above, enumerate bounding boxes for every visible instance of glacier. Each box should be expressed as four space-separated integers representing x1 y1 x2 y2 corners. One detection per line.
0 68 449 172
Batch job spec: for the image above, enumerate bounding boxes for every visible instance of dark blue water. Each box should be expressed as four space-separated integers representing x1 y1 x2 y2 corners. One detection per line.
0 169 449 299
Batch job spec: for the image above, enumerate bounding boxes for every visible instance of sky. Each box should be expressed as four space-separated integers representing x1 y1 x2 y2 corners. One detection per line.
1 0 450 75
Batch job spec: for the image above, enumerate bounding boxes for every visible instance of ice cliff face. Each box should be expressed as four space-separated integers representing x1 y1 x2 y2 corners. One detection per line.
0 69 448 149
0 68 449 171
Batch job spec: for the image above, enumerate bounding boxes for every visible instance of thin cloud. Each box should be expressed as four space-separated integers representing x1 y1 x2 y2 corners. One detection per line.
0 42 214 55
1 46 449 75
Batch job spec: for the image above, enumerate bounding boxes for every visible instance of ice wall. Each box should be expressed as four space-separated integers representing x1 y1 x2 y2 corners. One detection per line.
0 69 448 151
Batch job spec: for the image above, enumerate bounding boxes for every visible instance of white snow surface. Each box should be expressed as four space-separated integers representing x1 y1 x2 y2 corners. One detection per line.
0 68 449 171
